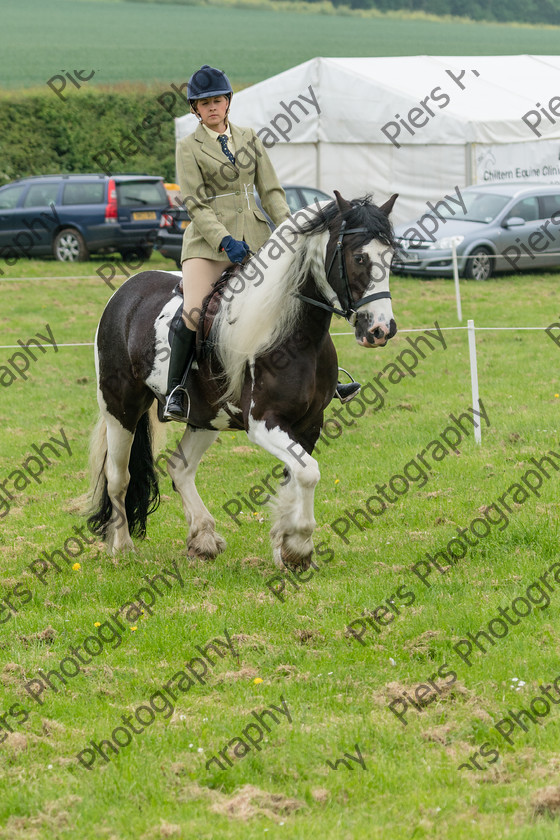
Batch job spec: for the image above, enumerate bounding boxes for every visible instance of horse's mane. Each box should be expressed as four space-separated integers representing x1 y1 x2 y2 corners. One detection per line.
213 196 395 404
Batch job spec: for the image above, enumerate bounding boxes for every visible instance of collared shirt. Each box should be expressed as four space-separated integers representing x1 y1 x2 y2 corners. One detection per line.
202 121 236 155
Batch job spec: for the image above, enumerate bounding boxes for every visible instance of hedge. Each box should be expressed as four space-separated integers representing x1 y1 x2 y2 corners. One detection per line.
0 88 181 187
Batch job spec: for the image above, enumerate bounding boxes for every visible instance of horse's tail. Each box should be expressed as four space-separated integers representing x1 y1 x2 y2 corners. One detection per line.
87 403 161 542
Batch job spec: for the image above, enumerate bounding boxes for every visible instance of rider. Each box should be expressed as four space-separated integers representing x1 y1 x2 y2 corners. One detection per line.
164 64 360 420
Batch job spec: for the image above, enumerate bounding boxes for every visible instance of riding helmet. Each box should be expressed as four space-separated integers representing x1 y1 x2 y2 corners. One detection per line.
187 65 233 103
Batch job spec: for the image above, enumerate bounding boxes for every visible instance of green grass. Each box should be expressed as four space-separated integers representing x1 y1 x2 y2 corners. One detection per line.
3 0 560 90
1 255 560 837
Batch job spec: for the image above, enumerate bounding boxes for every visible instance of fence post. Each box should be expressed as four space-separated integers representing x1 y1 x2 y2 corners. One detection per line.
467 318 481 444
452 242 462 323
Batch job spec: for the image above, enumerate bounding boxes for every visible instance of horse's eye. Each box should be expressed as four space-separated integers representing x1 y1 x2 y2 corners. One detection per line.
354 253 365 265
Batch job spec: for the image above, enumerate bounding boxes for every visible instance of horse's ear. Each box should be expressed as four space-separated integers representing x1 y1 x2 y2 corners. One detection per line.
378 193 398 216
333 190 353 214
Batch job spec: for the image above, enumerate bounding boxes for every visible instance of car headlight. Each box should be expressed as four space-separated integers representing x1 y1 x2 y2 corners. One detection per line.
431 235 464 250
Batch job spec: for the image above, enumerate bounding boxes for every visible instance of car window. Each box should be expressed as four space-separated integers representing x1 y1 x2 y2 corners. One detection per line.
540 194 560 219
116 181 167 207
0 184 27 210
62 182 105 205
508 197 539 223
300 188 331 207
23 183 59 208
450 192 511 223
283 188 301 213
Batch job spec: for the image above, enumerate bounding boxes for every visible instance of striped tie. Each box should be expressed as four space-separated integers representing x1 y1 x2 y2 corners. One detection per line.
218 134 236 166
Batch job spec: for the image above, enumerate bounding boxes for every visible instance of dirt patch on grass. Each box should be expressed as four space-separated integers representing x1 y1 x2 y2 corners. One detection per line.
422 725 453 744
1 662 25 685
210 784 305 821
294 628 324 645
239 555 267 569
41 718 66 736
532 786 560 817
4 732 28 753
385 679 471 707
141 820 182 838
0 795 81 839
214 666 259 683
232 633 267 650
18 626 57 646
403 629 443 656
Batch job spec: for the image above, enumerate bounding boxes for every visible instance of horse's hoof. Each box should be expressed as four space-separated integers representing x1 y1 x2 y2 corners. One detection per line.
273 541 313 573
187 530 226 560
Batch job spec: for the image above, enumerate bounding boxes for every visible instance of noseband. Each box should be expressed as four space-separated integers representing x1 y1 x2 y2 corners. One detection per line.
296 219 392 320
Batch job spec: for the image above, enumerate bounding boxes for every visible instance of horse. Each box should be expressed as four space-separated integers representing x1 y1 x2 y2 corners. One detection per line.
87 191 398 571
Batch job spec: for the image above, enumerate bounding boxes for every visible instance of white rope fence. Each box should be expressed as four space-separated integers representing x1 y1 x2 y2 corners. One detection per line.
1 323 553 447
333 323 552 445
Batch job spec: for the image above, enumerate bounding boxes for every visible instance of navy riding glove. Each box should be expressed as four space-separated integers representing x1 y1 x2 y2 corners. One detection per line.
220 236 250 264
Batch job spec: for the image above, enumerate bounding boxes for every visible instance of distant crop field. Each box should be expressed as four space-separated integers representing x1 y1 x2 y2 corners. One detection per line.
3 0 560 90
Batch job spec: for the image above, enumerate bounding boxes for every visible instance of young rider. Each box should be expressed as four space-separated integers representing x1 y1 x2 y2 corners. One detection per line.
164 64 360 420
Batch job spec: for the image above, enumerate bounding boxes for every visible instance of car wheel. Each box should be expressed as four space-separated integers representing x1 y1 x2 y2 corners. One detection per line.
465 248 493 281
53 228 89 262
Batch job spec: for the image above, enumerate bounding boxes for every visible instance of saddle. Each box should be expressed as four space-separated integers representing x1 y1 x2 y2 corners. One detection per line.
170 263 243 359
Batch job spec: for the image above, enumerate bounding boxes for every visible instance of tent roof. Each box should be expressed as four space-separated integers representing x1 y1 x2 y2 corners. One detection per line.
175 55 560 145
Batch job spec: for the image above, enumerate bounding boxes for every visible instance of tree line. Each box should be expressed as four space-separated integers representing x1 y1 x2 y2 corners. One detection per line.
302 0 560 25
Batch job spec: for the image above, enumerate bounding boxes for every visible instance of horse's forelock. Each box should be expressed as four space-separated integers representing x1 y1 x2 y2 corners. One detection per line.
300 195 396 250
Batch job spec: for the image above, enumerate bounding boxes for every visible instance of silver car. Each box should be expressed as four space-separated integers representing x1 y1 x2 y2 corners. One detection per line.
392 182 560 281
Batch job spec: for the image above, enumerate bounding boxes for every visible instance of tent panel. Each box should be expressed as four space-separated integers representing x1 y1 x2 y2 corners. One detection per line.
265 143 318 191
318 143 465 224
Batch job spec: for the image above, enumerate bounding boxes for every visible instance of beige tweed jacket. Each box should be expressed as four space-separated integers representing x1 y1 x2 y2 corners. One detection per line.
176 122 291 262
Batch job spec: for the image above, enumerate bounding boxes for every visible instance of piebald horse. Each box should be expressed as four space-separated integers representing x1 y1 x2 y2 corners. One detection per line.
88 192 398 570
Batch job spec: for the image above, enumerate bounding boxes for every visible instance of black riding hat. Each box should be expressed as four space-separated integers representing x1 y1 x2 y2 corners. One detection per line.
187 65 233 102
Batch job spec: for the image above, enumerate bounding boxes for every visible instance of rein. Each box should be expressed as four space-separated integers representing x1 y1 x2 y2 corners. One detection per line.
296 219 391 320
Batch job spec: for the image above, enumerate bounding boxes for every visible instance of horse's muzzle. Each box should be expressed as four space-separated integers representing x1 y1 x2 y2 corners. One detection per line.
355 317 397 348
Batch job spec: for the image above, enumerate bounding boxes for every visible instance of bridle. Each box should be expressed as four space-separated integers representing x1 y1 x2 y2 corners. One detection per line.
295 219 392 320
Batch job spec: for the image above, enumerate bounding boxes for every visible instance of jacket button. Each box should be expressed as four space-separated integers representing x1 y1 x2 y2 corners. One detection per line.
235 190 240 195
237 208 242 213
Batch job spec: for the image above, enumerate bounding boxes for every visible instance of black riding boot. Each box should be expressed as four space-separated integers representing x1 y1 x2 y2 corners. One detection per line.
163 319 197 421
335 381 361 403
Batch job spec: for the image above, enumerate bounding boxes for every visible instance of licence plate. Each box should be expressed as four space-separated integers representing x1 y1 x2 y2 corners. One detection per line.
132 211 157 221
181 220 190 229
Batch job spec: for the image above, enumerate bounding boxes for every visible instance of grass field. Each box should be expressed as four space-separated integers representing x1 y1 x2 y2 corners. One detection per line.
1 254 560 838
3 0 560 90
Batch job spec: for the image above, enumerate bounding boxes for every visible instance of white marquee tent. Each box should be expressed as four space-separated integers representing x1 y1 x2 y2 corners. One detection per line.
175 55 560 223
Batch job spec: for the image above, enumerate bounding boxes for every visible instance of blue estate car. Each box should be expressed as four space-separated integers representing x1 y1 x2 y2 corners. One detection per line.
0 174 169 262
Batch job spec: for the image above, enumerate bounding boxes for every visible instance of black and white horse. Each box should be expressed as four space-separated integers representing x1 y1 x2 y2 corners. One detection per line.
88 192 398 570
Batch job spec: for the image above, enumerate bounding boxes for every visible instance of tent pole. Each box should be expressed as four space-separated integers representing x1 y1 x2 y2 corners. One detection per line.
465 142 473 185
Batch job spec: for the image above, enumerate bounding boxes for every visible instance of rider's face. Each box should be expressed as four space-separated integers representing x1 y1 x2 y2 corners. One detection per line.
195 96 229 132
